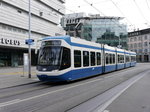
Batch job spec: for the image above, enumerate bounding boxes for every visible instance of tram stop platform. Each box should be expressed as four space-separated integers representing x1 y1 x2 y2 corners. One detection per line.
0 66 38 89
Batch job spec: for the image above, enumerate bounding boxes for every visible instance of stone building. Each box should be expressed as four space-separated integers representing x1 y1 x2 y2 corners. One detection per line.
128 28 150 62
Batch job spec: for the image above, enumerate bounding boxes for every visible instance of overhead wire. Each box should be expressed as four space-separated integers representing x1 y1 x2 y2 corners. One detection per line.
109 0 137 31
83 0 105 16
83 0 128 31
133 0 150 24
22 0 75 16
146 0 150 10
109 0 133 25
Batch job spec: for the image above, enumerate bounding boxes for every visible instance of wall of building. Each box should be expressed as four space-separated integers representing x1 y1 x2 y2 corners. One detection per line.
128 29 150 62
62 13 128 49
0 0 65 67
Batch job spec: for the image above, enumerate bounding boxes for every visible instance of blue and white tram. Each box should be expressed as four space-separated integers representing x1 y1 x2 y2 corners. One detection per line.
125 50 131 68
116 48 125 70
129 51 136 67
36 36 136 82
103 45 116 73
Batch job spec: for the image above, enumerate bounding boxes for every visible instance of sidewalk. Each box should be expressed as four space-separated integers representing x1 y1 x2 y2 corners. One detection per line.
0 66 39 89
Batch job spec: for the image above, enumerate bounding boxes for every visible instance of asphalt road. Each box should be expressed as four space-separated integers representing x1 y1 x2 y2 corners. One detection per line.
102 69 150 112
0 63 150 112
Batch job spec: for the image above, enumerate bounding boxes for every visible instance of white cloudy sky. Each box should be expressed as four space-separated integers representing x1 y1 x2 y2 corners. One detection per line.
65 0 150 31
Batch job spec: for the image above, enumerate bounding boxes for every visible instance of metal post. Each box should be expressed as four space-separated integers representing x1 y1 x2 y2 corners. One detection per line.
28 0 31 78
119 35 120 46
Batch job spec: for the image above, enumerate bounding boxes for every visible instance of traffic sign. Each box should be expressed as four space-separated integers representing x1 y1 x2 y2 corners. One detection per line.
25 39 34 45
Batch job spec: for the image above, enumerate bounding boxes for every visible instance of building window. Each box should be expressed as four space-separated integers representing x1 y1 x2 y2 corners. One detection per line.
2 24 6 29
139 49 143 53
17 10 22 13
74 50 81 67
144 42 148 46
13 28 17 32
134 43 137 48
134 37 137 41
144 49 148 52
0 2 2 6
39 12 43 16
130 44 133 49
138 43 142 47
7 26 12 31
138 37 142 41
144 35 147 40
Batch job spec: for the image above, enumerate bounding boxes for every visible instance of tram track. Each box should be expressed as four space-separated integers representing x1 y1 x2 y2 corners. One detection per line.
0 82 53 99
0 64 150 112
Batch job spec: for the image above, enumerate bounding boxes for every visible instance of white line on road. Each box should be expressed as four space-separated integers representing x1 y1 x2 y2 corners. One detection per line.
96 71 148 112
0 70 146 108
0 99 21 108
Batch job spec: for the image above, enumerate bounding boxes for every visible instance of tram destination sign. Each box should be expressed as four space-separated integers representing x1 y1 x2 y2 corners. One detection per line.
0 38 20 46
42 40 61 46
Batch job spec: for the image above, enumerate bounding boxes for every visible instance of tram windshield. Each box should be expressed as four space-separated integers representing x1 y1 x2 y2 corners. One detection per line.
38 46 62 66
38 46 71 71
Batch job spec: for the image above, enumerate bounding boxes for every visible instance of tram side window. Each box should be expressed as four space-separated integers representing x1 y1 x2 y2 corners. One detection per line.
126 55 130 62
83 51 89 67
131 56 136 62
120 55 122 63
60 47 71 70
106 53 109 64
118 55 124 63
90 52 95 66
117 55 120 63
74 50 81 67
113 54 115 64
110 54 113 64
122 55 124 63
97 52 101 65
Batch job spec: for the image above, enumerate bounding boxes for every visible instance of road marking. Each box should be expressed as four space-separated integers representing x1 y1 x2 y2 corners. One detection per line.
102 110 109 112
0 99 21 108
0 70 147 108
96 71 147 112
0 71 36 75
0 74 105 107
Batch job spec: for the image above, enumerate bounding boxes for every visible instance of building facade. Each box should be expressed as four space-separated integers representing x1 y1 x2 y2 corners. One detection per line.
128 28 150 62
62 13 128 49
0 0 65 67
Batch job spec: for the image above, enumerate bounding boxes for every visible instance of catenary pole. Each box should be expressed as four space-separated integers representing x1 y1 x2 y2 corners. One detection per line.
28 0 31 78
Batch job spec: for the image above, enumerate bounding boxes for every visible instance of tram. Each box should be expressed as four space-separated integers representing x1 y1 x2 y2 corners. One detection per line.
36 36 136 82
